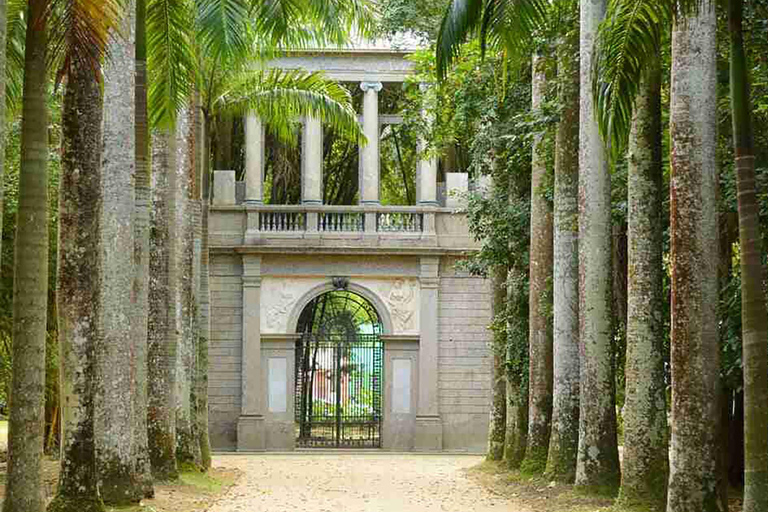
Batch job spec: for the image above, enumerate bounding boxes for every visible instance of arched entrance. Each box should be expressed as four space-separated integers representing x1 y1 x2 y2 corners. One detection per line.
294 289 383 448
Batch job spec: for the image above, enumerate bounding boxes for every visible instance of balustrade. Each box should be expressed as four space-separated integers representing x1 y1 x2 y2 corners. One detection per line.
259 211 306 232
376 212 423 232
318 211 364 232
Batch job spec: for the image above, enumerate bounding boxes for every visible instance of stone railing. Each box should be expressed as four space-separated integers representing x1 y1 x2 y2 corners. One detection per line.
242 205 432 235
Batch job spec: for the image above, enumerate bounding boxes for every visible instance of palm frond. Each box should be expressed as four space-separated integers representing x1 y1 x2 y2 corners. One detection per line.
216 69 363 143
195 0 249 62
147 0 196 128
436 0 546 80
252 0 375 48
480 0 545 60
436 0 484 80
592 0 669 157
5 0 26 113
47 0 122 84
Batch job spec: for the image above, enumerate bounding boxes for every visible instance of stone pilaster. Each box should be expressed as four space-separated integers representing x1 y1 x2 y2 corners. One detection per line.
302 116 323 205
244 113 265 205
237 254 265 450
415 256 442 451
360 81 382 205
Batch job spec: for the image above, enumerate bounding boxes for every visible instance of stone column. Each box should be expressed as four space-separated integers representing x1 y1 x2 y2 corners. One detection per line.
417 83 438 206
415 256 442 450
237 254 265 450
244 113 265 205
302 116 323 204
360 81 382 204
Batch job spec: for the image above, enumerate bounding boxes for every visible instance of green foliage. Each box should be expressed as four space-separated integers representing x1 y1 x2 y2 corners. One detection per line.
376 0 450 41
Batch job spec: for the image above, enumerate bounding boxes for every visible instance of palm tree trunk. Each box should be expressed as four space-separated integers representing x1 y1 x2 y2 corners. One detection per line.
487 264 507 461
132 0 154 495
175 104 202 468
619 61 668 510
2 0 48 509
546 28 580 484
728 0 768 508
48 59 104 512
524 50 553 474
504 268 528 468
576 0 620 490
667 2 721 510
0 0 7 262
197 109 212 469
96 2 148 503
148 128 179 481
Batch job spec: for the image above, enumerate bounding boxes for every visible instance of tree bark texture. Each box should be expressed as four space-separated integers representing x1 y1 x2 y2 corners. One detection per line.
524 51 553 474
132 0 154 495
95 4 146 503
667 3 721 510
2 0 48 509
48 61 104 512
546 29 580 484
619 62 668 510
175 104 202 468
576 0 620 491
728 1 768 509
0 0 7 263
197 110 212 469
504 268 528 468
148 129 179 481
487 264 507 461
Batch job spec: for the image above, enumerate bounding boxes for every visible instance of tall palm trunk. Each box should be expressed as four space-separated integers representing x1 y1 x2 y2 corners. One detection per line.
667 2 720 510
133 0 154 495
619 61 668 510
0 0 7 261
728 0 768 508
197 108 212 469
504 267 528 468
48 60 104 512
487 264 507 460
148 128 179 481
2 0 48 509
175 104 202 468
546 28 580 484
576 0 620 490
524 51 553 473
96 1 147 503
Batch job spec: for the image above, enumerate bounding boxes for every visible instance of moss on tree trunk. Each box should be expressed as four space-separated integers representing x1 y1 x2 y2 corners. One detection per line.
667 3 722 510
618 62 668 511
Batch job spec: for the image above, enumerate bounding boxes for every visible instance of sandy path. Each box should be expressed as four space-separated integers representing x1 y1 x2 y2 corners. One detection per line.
208 453 523 512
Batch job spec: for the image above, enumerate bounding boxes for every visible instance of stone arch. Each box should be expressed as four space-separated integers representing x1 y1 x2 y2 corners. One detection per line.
287 280 394 335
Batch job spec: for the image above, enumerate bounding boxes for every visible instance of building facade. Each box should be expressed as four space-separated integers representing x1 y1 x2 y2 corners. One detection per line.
207 40 493 452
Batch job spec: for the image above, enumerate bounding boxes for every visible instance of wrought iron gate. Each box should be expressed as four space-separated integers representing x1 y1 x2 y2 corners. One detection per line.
295 333 383 448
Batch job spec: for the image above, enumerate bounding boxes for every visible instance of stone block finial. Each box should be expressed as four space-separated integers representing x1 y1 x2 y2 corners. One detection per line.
360 81 383 93
213 170 236 206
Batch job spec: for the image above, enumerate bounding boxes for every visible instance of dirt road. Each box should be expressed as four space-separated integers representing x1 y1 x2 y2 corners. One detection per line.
208 453 524 512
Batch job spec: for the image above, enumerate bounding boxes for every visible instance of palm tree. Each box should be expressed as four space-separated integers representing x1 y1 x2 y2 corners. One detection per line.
545 17 580 483
49 51 106 512
487 264 508 461
728 0 768 509
619 59 668 509
523 50 553 473
666 5 720 509
2 0 50 508
435 0 548 466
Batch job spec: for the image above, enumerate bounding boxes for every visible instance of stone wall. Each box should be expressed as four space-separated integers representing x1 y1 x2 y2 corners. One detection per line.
438 258 493 452
208 253 243 450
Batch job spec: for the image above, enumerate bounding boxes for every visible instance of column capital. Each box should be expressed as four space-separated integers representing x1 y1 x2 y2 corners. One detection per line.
360 81 383 93
242 275 262 288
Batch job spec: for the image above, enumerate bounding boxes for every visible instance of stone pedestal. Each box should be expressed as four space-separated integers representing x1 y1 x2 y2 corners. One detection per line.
237 415 265 451
213 170 236 206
